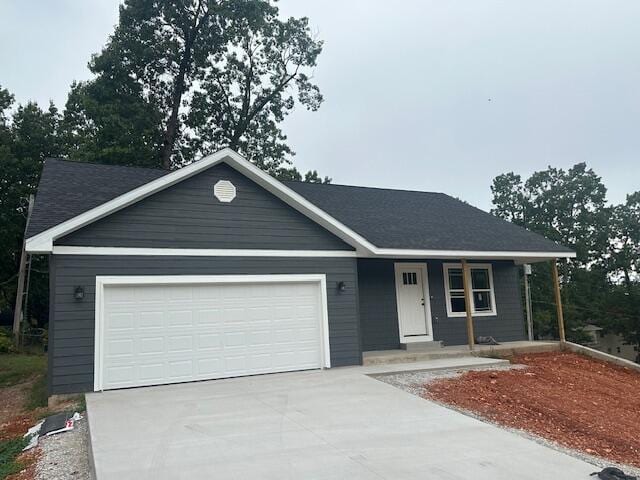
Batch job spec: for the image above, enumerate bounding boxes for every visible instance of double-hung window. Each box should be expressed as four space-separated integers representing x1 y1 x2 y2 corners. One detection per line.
443 263 497 317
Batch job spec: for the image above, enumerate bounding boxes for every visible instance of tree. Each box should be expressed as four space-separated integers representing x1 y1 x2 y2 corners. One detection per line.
602 192 640 351
0 85 62 326
491 163 610 341
63 0 327 180
607 192 640 288
490 172 527 227
61 79 163 168
187 9 323 175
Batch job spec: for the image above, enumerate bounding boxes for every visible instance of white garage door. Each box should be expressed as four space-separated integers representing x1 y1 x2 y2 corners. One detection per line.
96 276 327 390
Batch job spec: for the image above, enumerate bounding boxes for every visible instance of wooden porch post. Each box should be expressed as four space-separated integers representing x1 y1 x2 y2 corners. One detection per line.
461 259 475 350
551 259 566 343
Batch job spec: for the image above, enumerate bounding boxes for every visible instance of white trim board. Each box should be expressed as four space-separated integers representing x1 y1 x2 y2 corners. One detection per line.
93 274 332 392
25 148 576 261
51 245 574 261
26 148 375 255
53 246 357 257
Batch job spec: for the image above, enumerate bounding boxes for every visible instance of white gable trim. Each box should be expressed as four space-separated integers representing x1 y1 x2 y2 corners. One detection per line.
25 148 577 261
25 148 376 254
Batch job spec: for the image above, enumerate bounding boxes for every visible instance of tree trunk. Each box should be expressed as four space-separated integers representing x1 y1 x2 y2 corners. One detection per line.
158 5 205 169
159 54 191 170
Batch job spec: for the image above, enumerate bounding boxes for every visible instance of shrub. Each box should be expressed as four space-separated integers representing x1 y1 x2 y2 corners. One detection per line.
0 328 16 354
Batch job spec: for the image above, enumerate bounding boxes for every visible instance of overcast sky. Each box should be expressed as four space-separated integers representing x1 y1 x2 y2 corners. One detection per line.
1 1 639 210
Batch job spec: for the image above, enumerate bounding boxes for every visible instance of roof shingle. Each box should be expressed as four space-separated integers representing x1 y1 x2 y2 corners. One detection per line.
26 158 572 254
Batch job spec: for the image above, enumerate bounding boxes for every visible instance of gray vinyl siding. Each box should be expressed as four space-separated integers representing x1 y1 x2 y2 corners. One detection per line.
357 260 399 351
57 163 352 251
358 259 526 350
49 255 360 395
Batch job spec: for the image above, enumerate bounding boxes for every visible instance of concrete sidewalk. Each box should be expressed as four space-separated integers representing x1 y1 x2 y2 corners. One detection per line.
86 357 596 479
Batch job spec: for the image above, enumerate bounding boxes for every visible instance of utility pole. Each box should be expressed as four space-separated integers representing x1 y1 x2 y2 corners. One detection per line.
12 195 34 344
523 264 533 341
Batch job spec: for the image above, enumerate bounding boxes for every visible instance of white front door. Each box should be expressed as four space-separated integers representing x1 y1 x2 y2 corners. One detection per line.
394 263 433 341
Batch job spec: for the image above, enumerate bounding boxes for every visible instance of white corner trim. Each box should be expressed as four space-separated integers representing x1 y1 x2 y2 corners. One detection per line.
25 148 376 255
53 246 357 257
442 262 498 318
93 274 332 392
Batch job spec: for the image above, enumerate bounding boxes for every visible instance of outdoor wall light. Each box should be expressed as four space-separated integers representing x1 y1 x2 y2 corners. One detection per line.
337 281 346 293
74 286 85 301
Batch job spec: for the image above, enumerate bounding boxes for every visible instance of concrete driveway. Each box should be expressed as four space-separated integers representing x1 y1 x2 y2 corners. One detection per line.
86 358 596 480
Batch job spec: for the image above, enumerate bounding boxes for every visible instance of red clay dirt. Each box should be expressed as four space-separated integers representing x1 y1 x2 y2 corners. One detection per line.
424 352 640 468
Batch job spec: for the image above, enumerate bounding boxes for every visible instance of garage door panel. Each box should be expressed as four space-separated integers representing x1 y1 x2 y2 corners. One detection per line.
100 280 325 390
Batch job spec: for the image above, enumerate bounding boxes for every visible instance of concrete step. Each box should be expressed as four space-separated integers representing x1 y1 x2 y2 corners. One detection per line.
400 341 443 352
362 349 472 366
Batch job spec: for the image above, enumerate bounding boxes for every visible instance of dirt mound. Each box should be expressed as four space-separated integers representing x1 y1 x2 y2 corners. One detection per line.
425 352 640 468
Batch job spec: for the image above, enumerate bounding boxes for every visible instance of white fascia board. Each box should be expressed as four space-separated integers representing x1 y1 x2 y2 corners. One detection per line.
25 148 577 261
368 248 577 260
52 246 357 257
25 148 375 255
51 245 575 261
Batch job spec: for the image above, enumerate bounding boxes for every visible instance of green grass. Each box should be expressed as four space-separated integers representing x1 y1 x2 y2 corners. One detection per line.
0 436 28 479
0 354 46 388
26 374 48 410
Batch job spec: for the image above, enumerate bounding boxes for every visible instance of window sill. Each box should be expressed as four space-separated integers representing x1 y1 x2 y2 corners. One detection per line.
446 311 497 318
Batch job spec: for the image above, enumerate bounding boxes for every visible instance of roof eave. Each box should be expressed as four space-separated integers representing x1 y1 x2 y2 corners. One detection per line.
25 148 376 255
361 248 576 263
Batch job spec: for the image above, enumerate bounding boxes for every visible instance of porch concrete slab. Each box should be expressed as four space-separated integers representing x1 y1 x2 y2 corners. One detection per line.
363 340 561 366
87 363 596 480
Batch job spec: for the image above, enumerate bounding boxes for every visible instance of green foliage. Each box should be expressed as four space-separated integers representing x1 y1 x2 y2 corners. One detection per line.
63 0 327 179
26 373 48 410
492 163 608 268
0 86 57 324
0 353 47 387
0 328 16 353
492 164 639 347
188 4 323 175
0 436 28 480
274 166 331 183
61 79 163 168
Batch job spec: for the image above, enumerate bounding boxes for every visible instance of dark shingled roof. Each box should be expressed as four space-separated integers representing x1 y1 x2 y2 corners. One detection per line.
283 181 572 253
26 159 167 238
27 158 572 254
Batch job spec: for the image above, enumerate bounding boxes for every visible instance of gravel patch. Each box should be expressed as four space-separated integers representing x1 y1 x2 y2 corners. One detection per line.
373 363 523 396
35 417 92 480
374 365 640 478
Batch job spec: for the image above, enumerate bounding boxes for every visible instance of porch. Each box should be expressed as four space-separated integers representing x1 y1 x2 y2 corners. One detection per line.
358 255 568 360
362 340 560 366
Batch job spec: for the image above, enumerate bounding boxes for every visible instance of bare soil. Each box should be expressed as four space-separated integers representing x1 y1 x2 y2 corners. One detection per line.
425 352 640 468
0 381 32 426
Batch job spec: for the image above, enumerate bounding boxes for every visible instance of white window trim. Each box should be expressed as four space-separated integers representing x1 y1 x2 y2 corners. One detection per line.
93 274 331 392
443 263 498 318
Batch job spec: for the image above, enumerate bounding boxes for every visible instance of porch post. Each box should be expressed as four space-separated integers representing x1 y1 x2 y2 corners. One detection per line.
551 259 566 343
461 259 475 350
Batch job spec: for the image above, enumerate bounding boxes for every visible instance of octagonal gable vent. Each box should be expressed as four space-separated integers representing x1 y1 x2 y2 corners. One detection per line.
214 180 236 203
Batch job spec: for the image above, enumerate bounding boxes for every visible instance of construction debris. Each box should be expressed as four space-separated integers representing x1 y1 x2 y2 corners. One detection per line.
23 412 82 451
